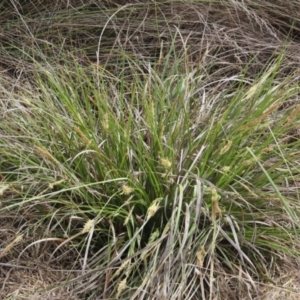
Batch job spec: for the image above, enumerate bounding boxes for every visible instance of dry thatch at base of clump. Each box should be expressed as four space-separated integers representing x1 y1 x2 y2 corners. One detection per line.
0 268 80 300
0 218 80 300
255 257 300 300
212 256 300 300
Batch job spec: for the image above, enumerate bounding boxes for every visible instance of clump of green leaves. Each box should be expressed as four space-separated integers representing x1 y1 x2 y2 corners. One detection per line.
1 47 300 299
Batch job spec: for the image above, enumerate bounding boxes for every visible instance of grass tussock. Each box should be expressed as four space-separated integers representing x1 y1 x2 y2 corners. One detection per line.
1 1 300 299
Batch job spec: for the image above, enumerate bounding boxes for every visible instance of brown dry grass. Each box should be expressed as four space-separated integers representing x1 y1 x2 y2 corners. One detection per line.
255 258 300 300
0 217 80 300
0 268 79 300
1 0 300 79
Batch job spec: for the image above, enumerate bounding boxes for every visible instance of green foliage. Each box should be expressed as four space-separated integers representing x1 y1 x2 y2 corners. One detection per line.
1 0 300 299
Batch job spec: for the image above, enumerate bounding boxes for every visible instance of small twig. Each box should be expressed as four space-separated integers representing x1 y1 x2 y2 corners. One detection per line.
0 262 82 272
0 262 36 270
